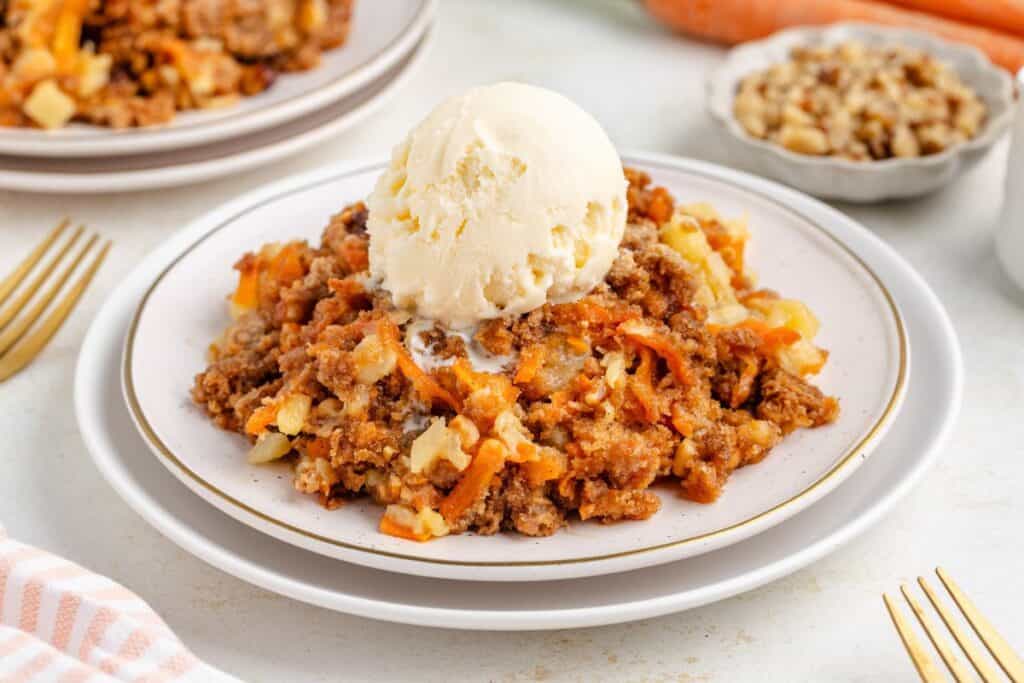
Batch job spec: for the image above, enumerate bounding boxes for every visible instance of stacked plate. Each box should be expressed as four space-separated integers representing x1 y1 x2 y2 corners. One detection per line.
75 153 961 630
0 0 434 194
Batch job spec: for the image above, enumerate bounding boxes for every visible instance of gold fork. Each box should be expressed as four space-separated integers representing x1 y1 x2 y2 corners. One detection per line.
885 568 1024 682
0 219 111 382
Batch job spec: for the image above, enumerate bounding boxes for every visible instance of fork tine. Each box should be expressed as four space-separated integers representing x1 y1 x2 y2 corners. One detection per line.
900 583 975 682
0 224 85 332
937 568 1024 682
0 218 70 306
919 575 1002 683
0 240 110 382
0 234 98 357
884 593 947 682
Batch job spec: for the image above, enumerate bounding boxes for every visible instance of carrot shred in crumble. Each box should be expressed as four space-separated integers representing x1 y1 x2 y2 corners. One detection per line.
619 320 693 386
727 319 802 354
630 347 660 423
378 320 462 411
523 450 566 488
670 403 695 437
245 404 277 435
514 345 545 384
232 261 261 310
339 237 369 272
647 186 674 224
267 244 306 285
379 515 430 542
439 439 507 523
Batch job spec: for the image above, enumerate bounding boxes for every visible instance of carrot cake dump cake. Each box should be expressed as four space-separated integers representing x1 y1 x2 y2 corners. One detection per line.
192 83 839 542
0 0 353 129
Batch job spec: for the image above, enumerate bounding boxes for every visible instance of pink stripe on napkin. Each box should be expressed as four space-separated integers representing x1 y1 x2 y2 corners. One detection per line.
0 526 239 682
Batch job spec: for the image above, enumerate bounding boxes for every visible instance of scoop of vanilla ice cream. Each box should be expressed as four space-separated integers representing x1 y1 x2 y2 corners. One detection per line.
366 82 627 327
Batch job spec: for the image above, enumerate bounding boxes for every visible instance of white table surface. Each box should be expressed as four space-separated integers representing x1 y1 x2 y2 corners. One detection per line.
2 1 1023 681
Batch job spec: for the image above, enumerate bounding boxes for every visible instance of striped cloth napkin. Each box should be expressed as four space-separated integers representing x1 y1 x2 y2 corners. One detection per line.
0 526 239 682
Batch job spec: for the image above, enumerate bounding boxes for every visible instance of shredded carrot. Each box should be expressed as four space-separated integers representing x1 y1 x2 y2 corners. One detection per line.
733 319 801 354
232 258 261 310
451 358 518 406
267 244 305 285
377 320 462 411
439 439 507 523
379 515 430 542
670 404 695 437
52 0 90 71
514 345 545 384
619 320 693 386
565 335 590 354
647 187 674 224
523 449 567 488
245 404 277 435
629 348 660 423
305 437 331 459
339 237 369 272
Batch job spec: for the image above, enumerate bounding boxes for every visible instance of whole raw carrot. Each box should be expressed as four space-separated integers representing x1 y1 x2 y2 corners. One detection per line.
644 0 1024 72
882 0 1024 37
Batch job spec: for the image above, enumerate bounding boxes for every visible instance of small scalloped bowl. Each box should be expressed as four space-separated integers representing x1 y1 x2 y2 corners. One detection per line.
706 23 1016 203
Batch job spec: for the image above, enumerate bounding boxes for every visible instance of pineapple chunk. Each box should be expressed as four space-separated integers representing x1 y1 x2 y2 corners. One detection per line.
409 418 471 474
22 79 75 129
493 410 539 463
352 333 398 385
76 52 112 97
382 504 450 541
276 394 312 436
247 432 292 464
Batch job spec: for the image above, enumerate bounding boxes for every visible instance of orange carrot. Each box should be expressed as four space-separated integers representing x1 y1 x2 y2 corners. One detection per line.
439 439 507 523
52 0 90 71
522 449 567 488
882 0 1024 38
514 345 545 384
232 258 261 310
339 236 369 273
733 319 801 354
619 320 694 386
629 348 660 423
670 403 695 437
647 187 675 224
245 404 277 435
644 0 1024 72
377 320 462 411
267 244 305 285
379 515 430 542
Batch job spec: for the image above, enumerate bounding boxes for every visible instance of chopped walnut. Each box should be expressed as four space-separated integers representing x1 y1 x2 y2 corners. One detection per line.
733 41 987 161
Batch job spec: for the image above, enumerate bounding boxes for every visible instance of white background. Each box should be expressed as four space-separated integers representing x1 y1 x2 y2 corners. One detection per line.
2 1 1023 681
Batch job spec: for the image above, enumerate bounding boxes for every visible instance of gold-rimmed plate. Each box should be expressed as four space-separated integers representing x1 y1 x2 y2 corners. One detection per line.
121 154 909 582
0 0 434 159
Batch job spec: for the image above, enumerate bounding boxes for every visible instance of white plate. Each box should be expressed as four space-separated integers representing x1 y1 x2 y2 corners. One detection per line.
0 31 431 194
0 0 435 158
122 155 908 582
74 156 961 629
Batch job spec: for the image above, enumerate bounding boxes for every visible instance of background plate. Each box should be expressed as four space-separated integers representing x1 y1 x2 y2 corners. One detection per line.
0 0 434 158
123 155 907 581
74 155 960 628
0 31 430 194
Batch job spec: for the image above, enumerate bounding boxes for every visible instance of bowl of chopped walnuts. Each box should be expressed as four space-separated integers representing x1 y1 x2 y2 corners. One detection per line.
706 23 1016 202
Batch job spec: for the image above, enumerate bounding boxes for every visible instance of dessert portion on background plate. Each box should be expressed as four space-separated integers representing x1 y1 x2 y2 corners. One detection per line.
0 0 354 129
192 83 839 542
